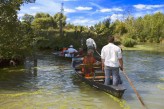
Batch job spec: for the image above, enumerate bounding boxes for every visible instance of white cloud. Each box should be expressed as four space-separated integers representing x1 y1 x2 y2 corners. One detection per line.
112 8 123 11
134 4 145 10
134 4 164 10
30 6 40 10
18 0 164 27
64 8 76 13
99 7 123 13
19 0 62 18
75 6 92 11
100 8 112 12
69 17 98 26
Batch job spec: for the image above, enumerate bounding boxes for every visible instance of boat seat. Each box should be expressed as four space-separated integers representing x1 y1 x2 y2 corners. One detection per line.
85 76 105 79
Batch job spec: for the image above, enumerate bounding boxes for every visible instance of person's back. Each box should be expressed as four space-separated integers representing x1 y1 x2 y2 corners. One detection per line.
65 45 77 57
86 38 97 50
101 36 123 86
82 50 96 77
101 43 121 67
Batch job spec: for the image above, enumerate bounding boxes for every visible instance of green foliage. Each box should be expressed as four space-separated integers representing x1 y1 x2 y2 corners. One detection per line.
122 35 137 47
32 13 54 29
22 14 34 23
112 20 127 35
1 1 164 65
123 12 164 43
0 0 36 59
53 13 66 28
32 17 54 29
35 13 51 18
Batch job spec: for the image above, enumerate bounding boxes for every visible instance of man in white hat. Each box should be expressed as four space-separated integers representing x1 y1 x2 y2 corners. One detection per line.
65 45 78 57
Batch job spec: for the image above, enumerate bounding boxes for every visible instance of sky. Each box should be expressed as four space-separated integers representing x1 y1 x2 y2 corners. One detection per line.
18 0 164 26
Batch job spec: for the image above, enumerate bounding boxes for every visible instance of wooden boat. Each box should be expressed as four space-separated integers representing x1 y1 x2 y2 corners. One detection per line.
74 63 126 98
53 52 74 60
53 51 84 62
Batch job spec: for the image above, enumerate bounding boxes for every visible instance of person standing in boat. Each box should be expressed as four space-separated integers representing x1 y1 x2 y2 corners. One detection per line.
86 37 97 52
101 36 123 86
65 45 78 57
82 49 96 77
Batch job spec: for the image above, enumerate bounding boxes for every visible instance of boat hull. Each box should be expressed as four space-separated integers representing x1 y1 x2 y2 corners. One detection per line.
74 69 126 98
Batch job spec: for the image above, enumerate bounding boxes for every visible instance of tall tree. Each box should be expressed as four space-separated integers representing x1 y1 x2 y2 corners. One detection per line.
0 0 35 59
32 13 54 29
53 13 66 29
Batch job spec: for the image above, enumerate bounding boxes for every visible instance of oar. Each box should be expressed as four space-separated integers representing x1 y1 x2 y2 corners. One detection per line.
96 50 148 109
122 69 148 109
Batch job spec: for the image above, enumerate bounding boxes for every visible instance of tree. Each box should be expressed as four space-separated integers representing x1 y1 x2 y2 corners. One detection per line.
103 18 111 28
0 0 36 59
53 13 66 28
22 14 34 24
32 13 54 29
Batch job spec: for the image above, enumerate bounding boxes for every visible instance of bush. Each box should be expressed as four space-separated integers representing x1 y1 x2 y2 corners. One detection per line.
122 37 136 47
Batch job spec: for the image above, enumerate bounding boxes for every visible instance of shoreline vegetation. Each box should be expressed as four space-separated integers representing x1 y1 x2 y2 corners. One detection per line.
0 43 163 68
121 43 164 52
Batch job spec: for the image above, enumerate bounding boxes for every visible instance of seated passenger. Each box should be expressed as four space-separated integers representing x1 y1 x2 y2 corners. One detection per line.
65 45 78 57
75 48 84 57
61 47 68 56
82 49 96 77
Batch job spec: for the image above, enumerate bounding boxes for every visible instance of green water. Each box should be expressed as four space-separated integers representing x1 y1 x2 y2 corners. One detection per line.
0 51 164 109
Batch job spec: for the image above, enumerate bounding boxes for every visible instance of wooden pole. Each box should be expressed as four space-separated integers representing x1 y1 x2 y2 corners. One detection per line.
122 69 148 109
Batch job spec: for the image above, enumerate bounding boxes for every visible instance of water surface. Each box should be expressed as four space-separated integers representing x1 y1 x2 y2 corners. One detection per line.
0 51 163 109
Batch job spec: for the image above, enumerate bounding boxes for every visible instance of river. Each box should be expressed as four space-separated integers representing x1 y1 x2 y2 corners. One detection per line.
0 51 163 109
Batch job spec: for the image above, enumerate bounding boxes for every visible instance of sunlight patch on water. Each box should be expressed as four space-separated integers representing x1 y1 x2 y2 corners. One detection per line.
32 66 59 69
0 67 26 73
157 84 164 90
159 78 164 81
104 92 130 109
0 90 42 97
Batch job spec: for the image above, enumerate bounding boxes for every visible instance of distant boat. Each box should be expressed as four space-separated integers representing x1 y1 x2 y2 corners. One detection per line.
53 51 83 62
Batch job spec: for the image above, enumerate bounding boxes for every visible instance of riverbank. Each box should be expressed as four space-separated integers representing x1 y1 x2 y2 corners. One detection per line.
122 43 164 52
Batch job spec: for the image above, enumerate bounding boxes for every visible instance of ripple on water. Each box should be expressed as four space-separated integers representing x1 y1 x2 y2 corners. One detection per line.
0 51 164 109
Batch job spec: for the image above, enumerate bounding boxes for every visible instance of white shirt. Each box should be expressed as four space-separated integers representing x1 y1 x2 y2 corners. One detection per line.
65 48 78 57
86 38 97 49
101 43 122 67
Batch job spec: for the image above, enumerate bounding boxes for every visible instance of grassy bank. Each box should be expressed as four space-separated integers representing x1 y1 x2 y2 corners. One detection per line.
122 43 164 52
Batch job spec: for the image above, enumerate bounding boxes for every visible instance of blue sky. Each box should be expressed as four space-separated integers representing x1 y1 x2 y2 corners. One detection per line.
18 0 164 26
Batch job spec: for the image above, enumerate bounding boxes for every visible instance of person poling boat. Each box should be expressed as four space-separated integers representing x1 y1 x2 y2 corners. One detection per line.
99 36 148 108
101 36 123 86
73 52 126 98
